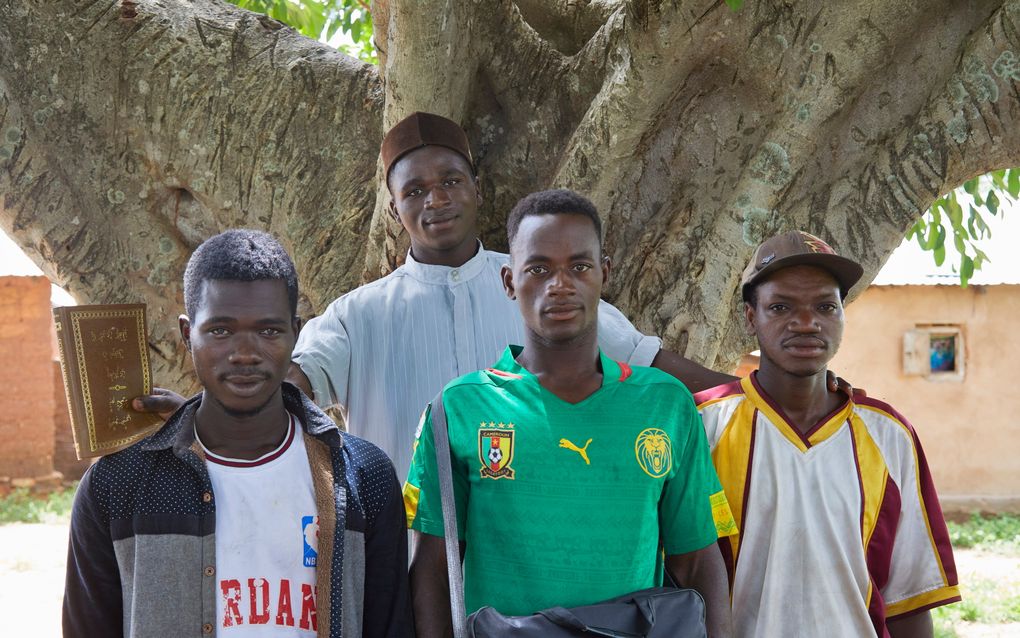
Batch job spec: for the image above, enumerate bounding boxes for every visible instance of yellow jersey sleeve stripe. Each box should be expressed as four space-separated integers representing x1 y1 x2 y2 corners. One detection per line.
710 490 738 537
402 482 421 529
850 414 889 548
885 584 962 617
712 398 757 558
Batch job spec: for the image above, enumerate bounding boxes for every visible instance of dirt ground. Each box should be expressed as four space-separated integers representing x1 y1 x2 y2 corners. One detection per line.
1 522 1017 637
1 523 67 637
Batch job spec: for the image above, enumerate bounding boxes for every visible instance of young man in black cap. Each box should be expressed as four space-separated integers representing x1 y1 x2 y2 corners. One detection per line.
65 230 412 638
694 231 959 638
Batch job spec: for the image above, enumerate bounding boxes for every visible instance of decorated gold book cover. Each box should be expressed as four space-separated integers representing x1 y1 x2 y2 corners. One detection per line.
52 304 162 459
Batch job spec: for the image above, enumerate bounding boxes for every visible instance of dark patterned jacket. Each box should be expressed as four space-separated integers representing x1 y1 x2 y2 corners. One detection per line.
63 383 413 638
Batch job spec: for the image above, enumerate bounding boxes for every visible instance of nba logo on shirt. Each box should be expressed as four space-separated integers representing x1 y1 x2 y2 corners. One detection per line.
302 515 319 567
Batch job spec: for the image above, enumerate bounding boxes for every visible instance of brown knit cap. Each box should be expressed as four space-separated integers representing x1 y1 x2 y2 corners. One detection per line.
381 112 473 180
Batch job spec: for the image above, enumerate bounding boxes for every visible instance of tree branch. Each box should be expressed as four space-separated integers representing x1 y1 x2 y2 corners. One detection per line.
513 0 622 54
0 0 382 391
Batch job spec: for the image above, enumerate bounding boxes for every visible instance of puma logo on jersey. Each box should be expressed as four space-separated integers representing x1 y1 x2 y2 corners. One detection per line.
559 438 592 465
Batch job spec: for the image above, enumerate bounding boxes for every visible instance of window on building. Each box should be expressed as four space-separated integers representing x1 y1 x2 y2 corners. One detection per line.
903 325 965 381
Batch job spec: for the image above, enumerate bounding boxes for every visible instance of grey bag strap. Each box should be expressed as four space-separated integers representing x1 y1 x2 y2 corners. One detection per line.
429 393 469 638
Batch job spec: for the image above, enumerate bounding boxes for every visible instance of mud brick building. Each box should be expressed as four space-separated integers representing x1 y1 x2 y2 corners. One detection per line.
0 275 87 490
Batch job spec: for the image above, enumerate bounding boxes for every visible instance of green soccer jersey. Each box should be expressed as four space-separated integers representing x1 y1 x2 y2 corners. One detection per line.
403 345 734 616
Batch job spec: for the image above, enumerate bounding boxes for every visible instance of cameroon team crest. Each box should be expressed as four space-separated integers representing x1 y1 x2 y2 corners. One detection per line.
635 428 672 478
479 422 515 480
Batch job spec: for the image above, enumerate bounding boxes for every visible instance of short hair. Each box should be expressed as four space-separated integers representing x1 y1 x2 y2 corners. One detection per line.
744 283 761 308
183 229 298 318
506 189 602 249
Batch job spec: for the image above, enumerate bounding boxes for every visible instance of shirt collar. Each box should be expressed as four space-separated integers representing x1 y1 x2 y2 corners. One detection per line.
401 240 488 285
742 372 854 450
140 382 344 455
497 345 625 387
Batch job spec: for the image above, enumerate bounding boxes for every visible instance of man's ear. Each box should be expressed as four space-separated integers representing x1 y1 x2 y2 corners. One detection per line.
473 174 483 206
292 316 302 338
179 315 192 352
500 263 516 300
743 302 757 337
600 254 611 287
388 199 401 226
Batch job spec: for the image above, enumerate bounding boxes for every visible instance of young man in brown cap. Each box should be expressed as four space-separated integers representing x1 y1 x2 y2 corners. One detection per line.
694 231 960 638
283 112 731 480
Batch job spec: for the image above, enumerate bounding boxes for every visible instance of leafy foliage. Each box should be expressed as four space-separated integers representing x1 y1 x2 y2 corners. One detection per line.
932 514 1020 635
227 0 376 63
908 168 1019 287
0 485 77 525
724 0 745 10
947 513 1020 551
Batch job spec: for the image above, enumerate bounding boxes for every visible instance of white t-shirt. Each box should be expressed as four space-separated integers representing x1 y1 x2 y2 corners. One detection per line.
292 244 662 480
695 376 960 638
199 414 320 636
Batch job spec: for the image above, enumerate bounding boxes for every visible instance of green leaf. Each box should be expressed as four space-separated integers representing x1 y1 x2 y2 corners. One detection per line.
987 190 1000 216
913 166 1019 286
931 198 944 226
963 178 980 197
961 256 974 287
325 19 342 40
724 0 744 10
974 211 991 239
922 218 938 249
947 195 964 229
954 231 966 256
223 0 378 63
906 219 923 241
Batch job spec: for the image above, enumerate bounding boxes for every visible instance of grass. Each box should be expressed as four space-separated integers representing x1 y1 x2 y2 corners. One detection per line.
947 513 1020 552
0 484 77 525
934 577 1020 634
932 513 1020 637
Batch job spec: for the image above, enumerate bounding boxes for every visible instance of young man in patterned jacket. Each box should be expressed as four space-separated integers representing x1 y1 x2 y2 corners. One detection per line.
63 230 412 638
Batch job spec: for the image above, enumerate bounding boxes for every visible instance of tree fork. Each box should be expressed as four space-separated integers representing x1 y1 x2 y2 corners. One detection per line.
2 0 1020 392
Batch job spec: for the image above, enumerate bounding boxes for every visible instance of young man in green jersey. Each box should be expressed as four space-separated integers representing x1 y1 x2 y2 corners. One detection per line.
403 189 736 637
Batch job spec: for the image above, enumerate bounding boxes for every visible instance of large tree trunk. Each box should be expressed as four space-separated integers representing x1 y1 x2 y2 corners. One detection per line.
2 0 1019 393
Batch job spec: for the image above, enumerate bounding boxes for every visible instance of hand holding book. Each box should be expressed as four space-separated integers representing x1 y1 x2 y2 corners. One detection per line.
53 304 163 459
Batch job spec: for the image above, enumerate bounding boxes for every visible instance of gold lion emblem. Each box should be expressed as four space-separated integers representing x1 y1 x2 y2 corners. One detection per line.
635 428 672 478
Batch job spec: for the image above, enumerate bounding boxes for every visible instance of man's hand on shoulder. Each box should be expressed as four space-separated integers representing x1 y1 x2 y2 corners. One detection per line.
132 387 185 421
826 370 866 398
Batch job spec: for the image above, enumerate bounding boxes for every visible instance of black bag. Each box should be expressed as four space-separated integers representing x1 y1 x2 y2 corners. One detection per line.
467 586 706 638
429 392 708 638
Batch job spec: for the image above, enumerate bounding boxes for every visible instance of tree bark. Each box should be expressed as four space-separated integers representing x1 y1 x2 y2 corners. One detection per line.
2 0 1019 393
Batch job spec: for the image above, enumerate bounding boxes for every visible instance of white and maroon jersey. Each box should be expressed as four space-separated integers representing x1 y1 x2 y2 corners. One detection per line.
199 414 319 636
695 375 960 638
